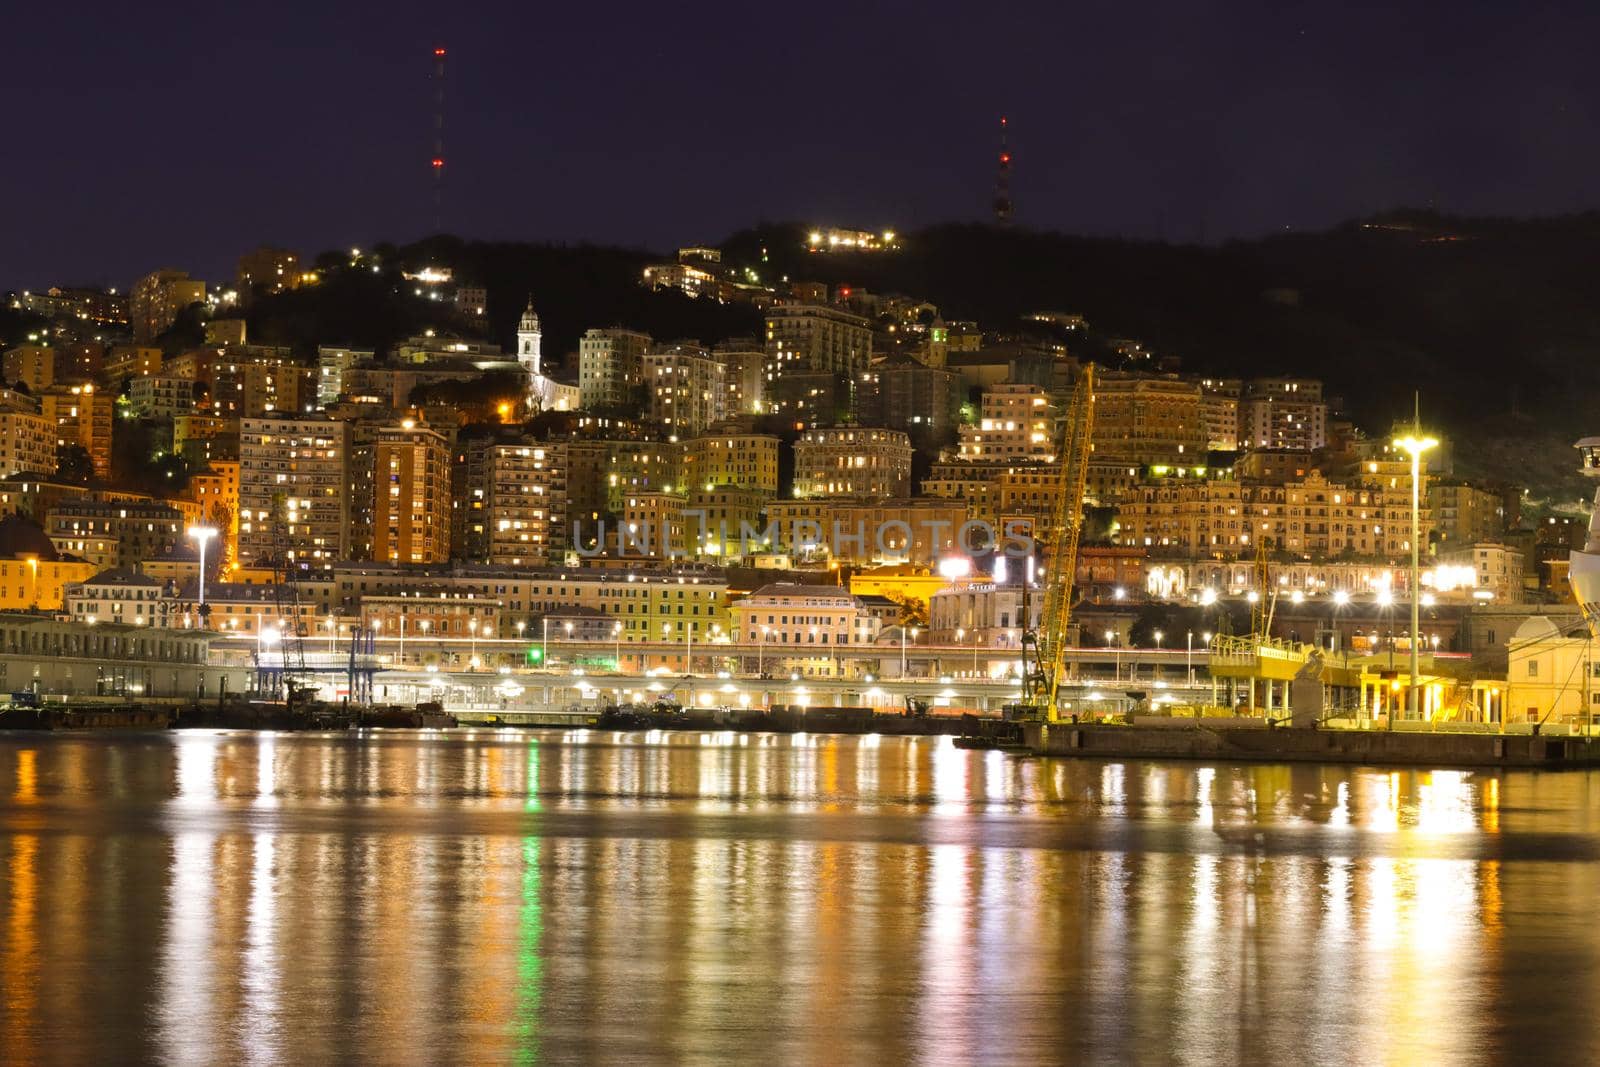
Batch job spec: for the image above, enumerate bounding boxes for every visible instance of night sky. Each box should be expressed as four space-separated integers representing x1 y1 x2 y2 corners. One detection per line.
5 0 1598 291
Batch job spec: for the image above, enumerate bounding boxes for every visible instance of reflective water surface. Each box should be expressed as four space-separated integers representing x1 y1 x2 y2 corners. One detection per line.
3 730 1600 1064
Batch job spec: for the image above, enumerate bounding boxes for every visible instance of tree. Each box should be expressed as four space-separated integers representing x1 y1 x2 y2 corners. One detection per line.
55 444 93 485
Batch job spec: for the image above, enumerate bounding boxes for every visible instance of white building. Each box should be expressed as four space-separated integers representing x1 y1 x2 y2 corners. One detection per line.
63 567 172 627
1240 378 1328 451
730 583 882 677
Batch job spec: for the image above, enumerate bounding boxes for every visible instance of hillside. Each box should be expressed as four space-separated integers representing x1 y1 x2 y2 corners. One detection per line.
237 213 1600 503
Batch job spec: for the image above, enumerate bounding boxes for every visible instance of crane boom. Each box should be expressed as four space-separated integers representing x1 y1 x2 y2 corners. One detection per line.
1023 364 1095 721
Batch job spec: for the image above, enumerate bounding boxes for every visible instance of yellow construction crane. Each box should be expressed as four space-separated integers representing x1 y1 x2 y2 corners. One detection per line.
1020 364 1095 722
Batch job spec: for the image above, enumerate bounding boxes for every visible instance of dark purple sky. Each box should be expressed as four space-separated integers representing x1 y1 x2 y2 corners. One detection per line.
5 0 1599 291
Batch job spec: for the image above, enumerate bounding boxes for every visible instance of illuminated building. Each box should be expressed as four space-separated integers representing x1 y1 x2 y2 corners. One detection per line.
14 286 127 326
923 460 1063 527
1428 481 1506 549
1436 542 1525 604
687 485 769 557
238 416 351 566
234 246 303 298
130 269 205 342
641 248 726 299
0 407 57 478
102 345 164 384
802 228 900 252
713 339 765 415
1117 469 1424 559
621 491 688 558
61 567 170 626
372 419 452 564
682 430 780 494
730 583 882 677
45 498 184 570
871 356 963 445
578 328 652 410
316 346 375 408
1198 378 1242 450
764 300 873 381
765 498 968 566
456 438 568 566
956 383 1054 460
792 428 912 499
1504 616 1596 725
127 375 196 419
1240 377 1328 451
183 461 239 566
2 345 55 391
1092 372 1206 464
39 384 113 479
928 580 1040 649
643 342 727 436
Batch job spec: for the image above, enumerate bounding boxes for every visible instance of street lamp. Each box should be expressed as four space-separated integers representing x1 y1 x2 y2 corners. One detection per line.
759 624 769 677
900 625 919 678
1186 630 1194 685
542 617 550 669
1393 432 1438 727
469 618 479 669
613 620 623 671
1105 629 1117 681
186 525 217 622
1153 629 1164 649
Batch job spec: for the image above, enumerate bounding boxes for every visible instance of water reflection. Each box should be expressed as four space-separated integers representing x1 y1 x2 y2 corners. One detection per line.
0 732 1598 1063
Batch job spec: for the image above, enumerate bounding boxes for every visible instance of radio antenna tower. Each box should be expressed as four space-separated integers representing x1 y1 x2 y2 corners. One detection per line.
431 45 447 233
993 115 1013 225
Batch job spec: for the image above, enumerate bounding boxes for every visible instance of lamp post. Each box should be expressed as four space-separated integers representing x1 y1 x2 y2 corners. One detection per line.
399 610 407 666
1105 629 1117 681
186 525 217 624
684 622 692 674
613 621 623 672
327 614 336 654
1186 630 1194 685
900 625 918 678
1394 433 1438 727
469 618 479 670
759 624 769 677
542 617 549 669
563 621 574 669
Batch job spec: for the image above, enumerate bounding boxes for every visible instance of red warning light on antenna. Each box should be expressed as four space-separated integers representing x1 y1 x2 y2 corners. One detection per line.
431 158 445 168
434 47 447 57
1000 153 1011 164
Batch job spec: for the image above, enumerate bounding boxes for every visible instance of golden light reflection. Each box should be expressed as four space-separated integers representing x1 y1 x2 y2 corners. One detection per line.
0 735 1591 1062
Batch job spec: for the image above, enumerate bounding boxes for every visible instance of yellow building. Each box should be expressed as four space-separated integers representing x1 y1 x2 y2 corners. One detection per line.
2 345 56 391
1093 372 1206 465
130 270 205 342
0 555 95 610
39 383 114 479
373 419 451 563
683 431 780 494
184 460 240 566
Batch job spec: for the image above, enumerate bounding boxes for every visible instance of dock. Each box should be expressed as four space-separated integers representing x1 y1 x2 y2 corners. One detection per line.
1021 720 1600 769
